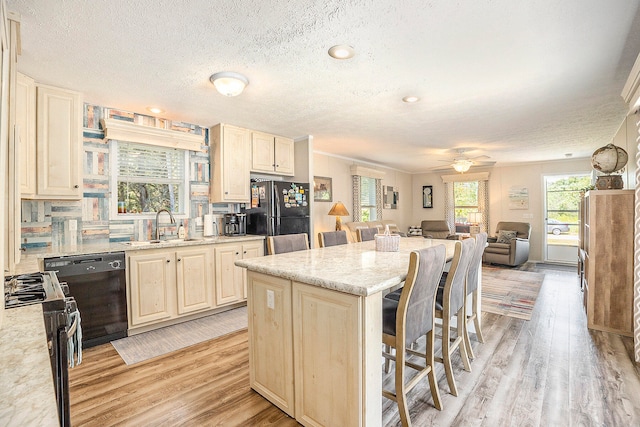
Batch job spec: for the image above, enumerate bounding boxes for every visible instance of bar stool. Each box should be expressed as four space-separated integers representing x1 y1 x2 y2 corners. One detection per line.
382 245 447 425
266 233 309 255
463 233 487 358
318 230 348 248
434 238 475 396
356 227 378 242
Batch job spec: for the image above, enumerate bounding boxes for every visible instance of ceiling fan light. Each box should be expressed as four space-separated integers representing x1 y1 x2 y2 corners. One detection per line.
210 71 249 97
452 159 473 173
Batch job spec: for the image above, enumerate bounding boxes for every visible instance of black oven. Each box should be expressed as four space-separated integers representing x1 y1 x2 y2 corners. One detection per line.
5 271 78 427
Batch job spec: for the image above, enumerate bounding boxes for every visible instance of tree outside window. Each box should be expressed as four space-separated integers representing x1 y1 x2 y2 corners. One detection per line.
115 141 187 215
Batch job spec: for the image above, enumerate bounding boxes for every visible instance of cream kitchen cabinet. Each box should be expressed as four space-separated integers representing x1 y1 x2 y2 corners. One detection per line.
209 123 251 203
127 245 214 328
128 250 176 326
16 72 36 196
175 246 215 315
251 131 295 176
19 82 83 199
215 240 264 306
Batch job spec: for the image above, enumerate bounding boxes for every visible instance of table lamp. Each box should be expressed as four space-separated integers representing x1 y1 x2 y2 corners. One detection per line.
328 202 350 231
468 212 482 235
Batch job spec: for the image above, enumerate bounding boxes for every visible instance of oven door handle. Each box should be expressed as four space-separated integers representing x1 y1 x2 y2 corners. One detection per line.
67 312 78 338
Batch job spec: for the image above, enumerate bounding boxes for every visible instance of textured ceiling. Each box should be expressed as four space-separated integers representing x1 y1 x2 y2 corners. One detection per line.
7 0 640 173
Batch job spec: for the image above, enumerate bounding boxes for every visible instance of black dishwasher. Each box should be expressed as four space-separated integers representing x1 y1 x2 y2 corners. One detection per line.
44 252 128 348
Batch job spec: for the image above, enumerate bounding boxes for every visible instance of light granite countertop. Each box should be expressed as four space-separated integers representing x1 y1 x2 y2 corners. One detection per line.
0 304 59 426
12 235 265 275
235 238 457 297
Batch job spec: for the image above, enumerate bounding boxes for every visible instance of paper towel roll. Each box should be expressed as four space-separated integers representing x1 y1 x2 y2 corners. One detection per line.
204 214 214 236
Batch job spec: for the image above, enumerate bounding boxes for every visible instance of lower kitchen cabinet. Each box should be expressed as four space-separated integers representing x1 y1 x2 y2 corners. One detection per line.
215 241 264 306
127 245 214 327
128 250 176 326
175 246 214 315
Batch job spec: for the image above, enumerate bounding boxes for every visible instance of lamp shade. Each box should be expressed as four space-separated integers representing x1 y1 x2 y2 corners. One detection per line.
210 72 249 97
468 212 483 224
328 201 349 217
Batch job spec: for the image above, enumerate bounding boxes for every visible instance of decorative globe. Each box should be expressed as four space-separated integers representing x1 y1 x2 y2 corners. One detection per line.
591 144 628 174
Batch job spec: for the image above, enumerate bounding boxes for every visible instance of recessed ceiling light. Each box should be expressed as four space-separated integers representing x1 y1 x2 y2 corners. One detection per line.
402 96 420 103
328 44 355 59
147 107 164 114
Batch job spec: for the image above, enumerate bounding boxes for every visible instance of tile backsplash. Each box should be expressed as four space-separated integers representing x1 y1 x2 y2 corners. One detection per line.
20 104 228 249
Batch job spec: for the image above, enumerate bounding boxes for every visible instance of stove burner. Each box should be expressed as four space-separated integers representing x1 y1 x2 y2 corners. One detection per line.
4 272 69 309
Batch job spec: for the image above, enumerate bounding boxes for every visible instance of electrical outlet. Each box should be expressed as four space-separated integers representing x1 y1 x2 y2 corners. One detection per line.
266 290 275 309
69 219 77 231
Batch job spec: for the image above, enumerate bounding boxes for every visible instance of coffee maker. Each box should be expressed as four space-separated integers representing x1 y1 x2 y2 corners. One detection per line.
224 213 246 236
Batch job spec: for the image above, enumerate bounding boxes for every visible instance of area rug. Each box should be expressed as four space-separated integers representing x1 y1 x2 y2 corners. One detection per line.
481 268 545 320
111 306 247 365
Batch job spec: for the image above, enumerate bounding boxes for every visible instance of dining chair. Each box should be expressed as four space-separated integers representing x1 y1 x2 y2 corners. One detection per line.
463 233 487 359
356 227 378 242
434 238 475 396
317 230 348 248
382 245 447 425
266 233 309 255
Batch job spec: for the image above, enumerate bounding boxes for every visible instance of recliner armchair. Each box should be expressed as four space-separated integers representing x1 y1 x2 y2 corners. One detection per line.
482 221 531 266
421 220 458 239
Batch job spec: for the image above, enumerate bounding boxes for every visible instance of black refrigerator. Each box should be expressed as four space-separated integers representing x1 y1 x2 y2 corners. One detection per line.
246 180 311 247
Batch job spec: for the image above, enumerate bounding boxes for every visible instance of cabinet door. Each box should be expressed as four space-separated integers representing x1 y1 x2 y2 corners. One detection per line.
16 73 36 196
242 241 264 299
221 125 250 202
251 131 275 173
175 246 214 315
274 136 294 175
128 251 176 326
215 243 244 306
36 85 82 199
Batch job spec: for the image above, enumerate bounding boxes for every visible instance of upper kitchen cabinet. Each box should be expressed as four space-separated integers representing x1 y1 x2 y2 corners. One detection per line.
15 72 35 195
18 82 83 199
209 123 251 203
251 131 294 176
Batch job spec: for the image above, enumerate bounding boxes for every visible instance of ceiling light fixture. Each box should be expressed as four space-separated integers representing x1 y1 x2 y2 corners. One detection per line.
452 159 473 173
402 96 420 103
210 71 249 97
328 44 355 59
146 107 164 114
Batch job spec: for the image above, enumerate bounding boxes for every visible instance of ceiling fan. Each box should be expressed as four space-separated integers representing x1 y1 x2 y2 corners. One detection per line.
437 149 494 173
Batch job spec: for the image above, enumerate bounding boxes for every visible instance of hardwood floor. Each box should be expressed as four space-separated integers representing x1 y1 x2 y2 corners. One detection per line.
70 264 640 426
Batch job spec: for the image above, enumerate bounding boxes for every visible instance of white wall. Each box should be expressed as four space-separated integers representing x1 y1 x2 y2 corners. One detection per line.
312 152 413 242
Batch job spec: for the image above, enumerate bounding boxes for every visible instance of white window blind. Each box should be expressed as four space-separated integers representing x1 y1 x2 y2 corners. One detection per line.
118 142 184 182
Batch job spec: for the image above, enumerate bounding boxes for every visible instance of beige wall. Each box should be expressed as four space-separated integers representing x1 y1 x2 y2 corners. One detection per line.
410 159 593 262
315 112 635 261
312 153 413 245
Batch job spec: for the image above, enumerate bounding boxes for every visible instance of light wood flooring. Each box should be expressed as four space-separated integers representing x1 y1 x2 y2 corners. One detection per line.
69 264 640 426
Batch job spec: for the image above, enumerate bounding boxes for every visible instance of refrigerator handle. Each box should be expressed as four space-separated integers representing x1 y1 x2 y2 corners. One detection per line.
274 184 280 219
270 217 276 235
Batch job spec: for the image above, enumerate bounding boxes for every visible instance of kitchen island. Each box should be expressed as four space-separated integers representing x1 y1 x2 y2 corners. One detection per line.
235 238 461 427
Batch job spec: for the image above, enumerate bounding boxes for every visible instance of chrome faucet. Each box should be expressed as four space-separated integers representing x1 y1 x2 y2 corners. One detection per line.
155 209 176 240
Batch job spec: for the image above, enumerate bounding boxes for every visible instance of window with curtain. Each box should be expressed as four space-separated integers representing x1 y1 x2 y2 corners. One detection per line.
360 176 377 221
114 141 188 215
454 181 479 231
351 165 385 222
442 172 489 234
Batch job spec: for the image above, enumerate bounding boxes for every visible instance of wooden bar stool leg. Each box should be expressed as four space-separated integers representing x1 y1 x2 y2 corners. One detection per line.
442 315 458 396
426 330 442 410
458 307 471 372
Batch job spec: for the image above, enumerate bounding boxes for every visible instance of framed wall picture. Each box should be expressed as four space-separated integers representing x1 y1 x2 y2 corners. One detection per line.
313 176 333 202
423 185 433 208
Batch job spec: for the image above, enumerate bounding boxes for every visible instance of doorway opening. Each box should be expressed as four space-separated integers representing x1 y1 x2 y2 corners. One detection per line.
543 174 591 264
